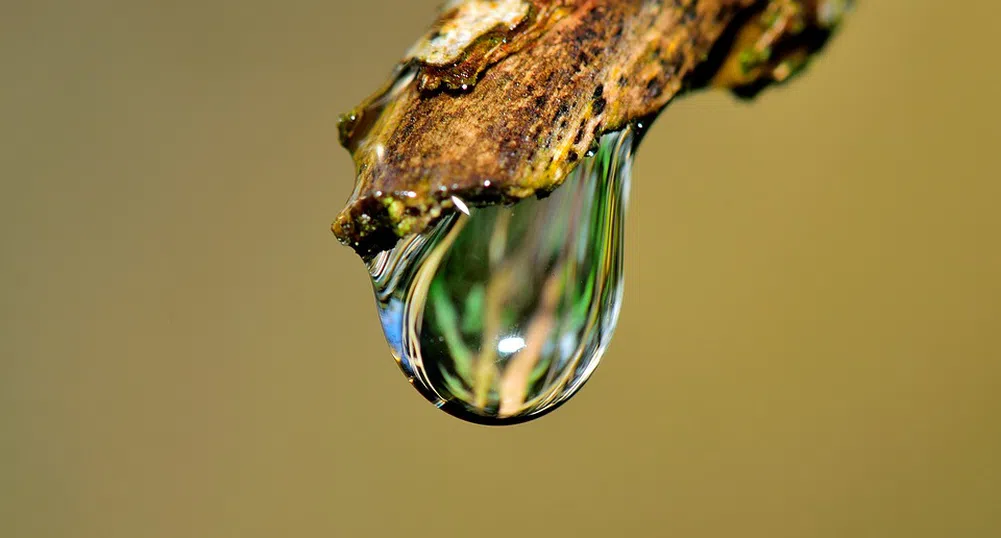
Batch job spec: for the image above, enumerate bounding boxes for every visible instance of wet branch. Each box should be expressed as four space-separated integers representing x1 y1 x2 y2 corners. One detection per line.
334 0 852 256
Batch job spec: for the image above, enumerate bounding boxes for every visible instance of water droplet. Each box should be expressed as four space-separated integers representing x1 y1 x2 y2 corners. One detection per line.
338 66 417 153
450 196 470 215
367 128 635 424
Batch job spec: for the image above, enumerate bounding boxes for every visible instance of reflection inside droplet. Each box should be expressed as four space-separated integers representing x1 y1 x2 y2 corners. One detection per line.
367 128 635 424
497 336 527 354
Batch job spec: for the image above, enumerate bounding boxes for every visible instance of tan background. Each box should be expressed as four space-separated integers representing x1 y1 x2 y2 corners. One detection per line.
2 1 999 536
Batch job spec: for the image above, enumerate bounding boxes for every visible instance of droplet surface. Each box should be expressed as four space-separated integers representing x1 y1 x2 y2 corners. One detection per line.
368 129 634 424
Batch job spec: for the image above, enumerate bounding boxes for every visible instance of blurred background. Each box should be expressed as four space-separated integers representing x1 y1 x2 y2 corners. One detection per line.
2 1 999 536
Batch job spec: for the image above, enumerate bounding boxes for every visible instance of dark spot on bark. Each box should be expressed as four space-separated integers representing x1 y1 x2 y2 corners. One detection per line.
573 118 588 144
592 85 607 115
552 102 570 122
646 77 663 98
567 151 578 163
593 97 606 115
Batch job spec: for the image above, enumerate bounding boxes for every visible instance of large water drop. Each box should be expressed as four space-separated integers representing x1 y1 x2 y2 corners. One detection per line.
368 128 634 424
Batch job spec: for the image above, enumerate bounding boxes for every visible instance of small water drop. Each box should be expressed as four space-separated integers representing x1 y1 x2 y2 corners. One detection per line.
450 196 470 215
367 128 635 424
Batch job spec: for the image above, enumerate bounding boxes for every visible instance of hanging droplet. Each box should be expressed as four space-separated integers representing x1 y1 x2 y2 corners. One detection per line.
367 128 634 424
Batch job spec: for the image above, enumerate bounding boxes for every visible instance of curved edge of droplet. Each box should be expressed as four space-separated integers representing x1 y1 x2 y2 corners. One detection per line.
433 396 577 426
368 212 464 398
484 127 635 425
369 126 636 426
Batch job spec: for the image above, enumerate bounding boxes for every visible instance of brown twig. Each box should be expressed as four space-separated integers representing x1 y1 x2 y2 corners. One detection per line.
333 0 852 256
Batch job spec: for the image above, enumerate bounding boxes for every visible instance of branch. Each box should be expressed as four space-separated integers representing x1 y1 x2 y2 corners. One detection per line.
333 0 853 255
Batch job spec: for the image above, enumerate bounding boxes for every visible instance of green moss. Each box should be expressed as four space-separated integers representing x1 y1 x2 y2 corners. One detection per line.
738 46 772 73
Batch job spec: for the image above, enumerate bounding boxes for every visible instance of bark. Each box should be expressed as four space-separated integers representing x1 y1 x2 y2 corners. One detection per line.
334 0 852 256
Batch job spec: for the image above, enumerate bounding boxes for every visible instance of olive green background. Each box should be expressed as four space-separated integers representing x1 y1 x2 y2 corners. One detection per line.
2 1 999 536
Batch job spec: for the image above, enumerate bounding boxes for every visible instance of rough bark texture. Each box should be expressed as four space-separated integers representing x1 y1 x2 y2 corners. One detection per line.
334 0 852 256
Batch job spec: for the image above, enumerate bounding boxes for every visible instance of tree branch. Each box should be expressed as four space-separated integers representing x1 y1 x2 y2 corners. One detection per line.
333 0 852 255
